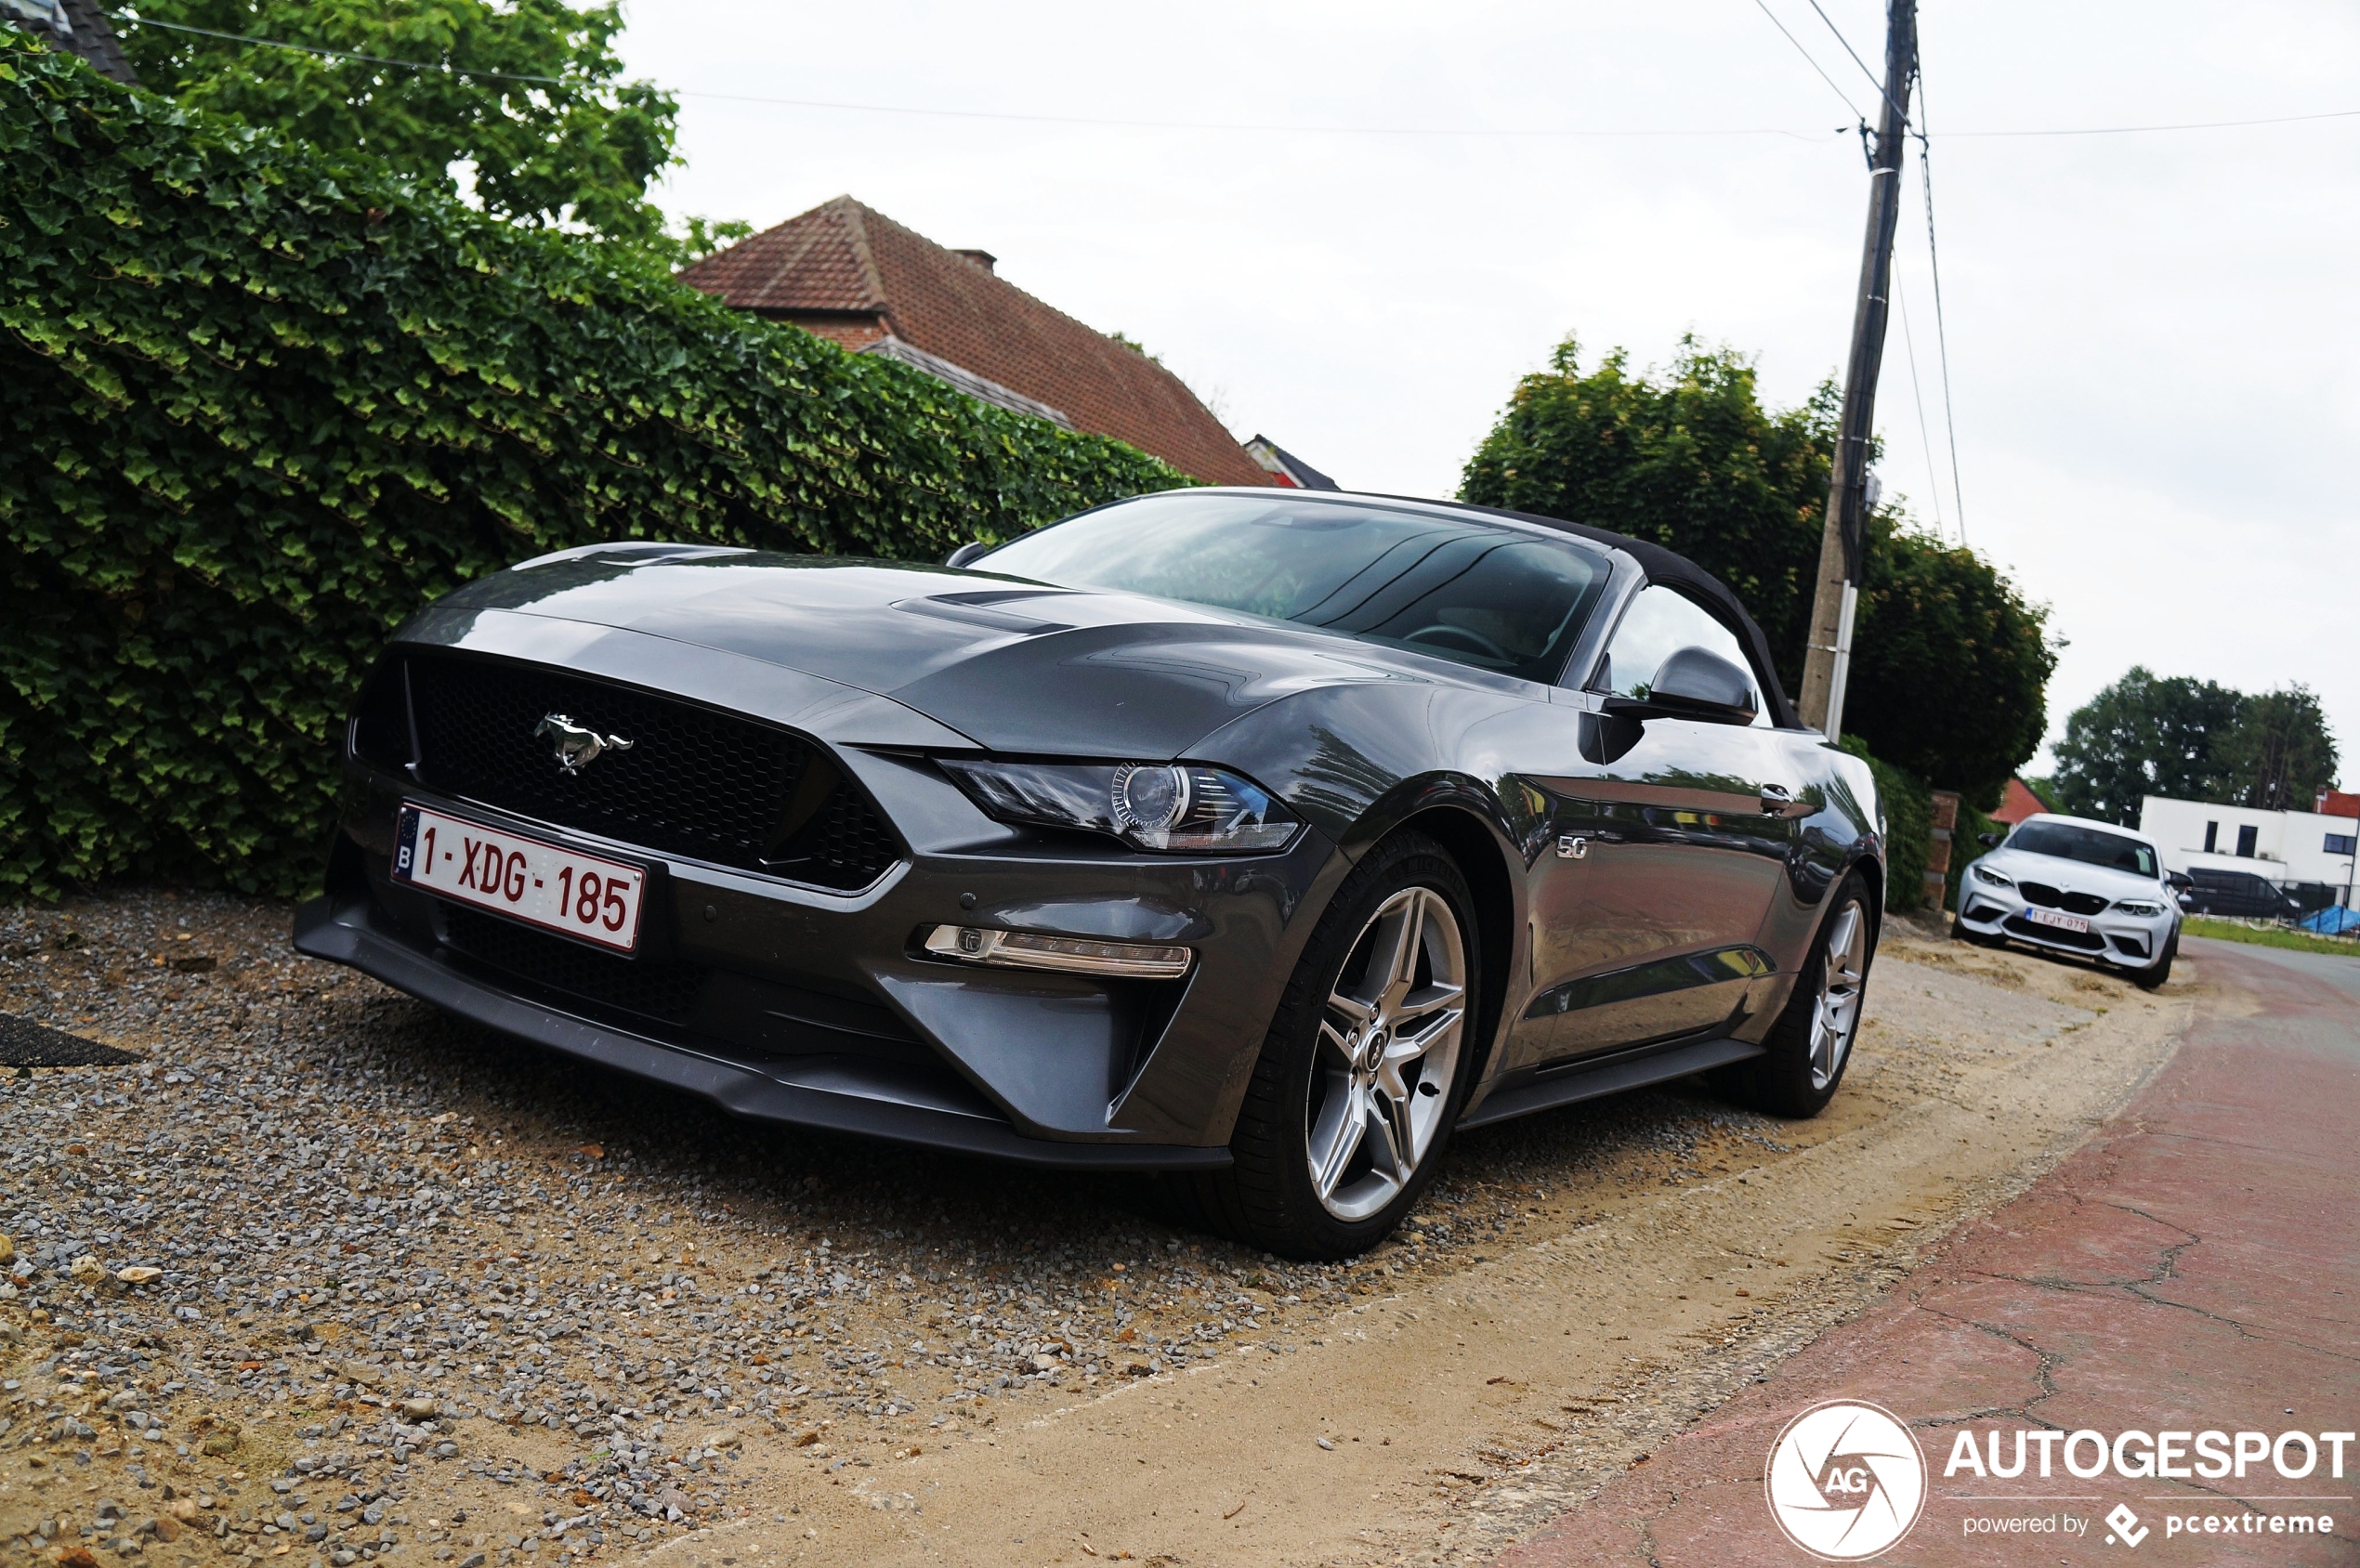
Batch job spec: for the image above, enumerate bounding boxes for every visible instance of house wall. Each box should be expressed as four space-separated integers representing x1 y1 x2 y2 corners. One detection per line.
2139 794 2360 901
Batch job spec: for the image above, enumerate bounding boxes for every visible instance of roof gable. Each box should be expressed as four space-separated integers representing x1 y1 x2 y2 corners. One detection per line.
1992 776 2051 825
680 197 1270 487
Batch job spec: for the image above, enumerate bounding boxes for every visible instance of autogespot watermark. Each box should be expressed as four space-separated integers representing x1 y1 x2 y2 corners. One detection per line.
1940 1425 2353 1548
1765 1400 1928 1561
1763 1407 2353 1559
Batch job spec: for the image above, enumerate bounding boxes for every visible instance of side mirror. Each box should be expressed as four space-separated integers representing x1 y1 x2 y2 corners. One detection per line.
1603 646 1759 726
1978 832 2002 849
944 540 994 568
2167 871 2194 892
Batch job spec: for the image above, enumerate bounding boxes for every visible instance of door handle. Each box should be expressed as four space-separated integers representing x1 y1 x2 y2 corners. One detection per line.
1760 783 1810 817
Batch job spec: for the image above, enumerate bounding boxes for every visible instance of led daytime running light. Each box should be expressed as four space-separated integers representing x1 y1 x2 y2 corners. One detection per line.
923 925 1193 980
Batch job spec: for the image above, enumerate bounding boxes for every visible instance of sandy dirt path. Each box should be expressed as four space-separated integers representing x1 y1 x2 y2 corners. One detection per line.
656 931 2196 1568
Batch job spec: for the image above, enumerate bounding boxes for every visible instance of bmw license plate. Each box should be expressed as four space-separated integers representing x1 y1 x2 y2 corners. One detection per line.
393 804 646 953
2025 908 2091 936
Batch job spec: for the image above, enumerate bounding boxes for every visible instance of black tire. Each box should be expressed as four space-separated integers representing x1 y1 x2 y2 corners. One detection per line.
2131 931 2177 991
1185 831 1481 1261
1718 869 1878 1119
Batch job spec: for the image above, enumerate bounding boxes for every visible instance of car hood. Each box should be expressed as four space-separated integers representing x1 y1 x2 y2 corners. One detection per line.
423 549 1438 757
1982 849 2168 903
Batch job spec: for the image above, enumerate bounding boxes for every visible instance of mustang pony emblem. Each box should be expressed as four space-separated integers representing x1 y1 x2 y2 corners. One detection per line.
534 713 634 776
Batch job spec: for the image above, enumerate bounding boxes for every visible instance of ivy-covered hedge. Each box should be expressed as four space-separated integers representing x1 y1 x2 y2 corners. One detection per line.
0 38 1186 898
1944 802 2002 916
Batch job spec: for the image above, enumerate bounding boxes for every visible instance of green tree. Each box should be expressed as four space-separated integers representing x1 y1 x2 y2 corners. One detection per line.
1846 519 2056 810
118 0 691 253
2050 667 2245 825
1459 333 2054 804
1459 335 1834 694
2215 686 2340 812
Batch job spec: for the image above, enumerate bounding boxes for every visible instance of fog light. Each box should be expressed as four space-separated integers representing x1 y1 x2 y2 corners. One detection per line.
922 925 1192 979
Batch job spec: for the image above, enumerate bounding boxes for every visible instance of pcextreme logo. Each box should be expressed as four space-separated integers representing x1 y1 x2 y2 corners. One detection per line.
1765 1400 1928 1561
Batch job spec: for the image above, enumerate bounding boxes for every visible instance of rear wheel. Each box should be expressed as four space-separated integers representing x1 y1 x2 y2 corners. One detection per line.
1188 832 1478 1260
1720 870 1877 1118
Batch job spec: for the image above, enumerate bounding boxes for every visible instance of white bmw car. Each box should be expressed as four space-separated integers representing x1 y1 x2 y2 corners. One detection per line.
1951 814 2183 988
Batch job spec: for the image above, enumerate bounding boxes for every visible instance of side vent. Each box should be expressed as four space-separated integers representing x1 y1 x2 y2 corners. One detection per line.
349 658 414 774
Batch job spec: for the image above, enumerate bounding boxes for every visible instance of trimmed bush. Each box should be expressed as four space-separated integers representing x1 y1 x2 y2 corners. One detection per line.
0 38 1186 898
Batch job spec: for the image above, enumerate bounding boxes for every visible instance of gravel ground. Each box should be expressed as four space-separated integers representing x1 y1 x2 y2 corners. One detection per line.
0 889 1804 1566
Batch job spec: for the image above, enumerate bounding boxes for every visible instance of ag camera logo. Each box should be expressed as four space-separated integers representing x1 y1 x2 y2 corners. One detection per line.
1765 1400 1927 1560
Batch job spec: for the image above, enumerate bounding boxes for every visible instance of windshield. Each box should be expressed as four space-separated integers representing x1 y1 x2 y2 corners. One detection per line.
977 492 1610 683
2008 820 2159 878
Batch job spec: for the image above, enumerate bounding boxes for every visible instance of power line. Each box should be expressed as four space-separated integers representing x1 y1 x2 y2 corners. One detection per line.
115 16 1841 140
1915 82 1968 544
117 16 2355 142
1945 107 2360 137
664 89 1839 141
122 15 573 85
1750 0 1863 121
1892 268 1947 540
1806 0 1910 126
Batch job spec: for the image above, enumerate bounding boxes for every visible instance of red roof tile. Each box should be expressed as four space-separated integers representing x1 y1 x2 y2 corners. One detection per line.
679 197 1271 487
1990 777 2051 826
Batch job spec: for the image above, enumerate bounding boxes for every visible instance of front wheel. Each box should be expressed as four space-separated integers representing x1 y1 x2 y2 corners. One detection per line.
2131 931 2177 990
1719 870 1877 1118
1188 832 1479 1260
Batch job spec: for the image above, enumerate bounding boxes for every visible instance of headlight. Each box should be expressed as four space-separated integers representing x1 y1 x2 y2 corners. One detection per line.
1970 862 2014 888
2113 899 2165 917
941 759 1301 854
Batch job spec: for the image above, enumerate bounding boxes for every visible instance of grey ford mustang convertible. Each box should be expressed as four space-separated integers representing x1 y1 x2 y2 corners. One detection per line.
295 489 1885 1258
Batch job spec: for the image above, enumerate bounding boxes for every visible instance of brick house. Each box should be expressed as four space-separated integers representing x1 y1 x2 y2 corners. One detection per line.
678 196 1273 487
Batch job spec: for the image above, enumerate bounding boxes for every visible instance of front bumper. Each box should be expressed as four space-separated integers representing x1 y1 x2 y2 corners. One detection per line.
298 746 1343 1165
294 882 1228 1169
1954 879 2173 967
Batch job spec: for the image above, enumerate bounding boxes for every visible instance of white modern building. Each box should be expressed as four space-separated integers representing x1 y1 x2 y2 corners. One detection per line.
2139 794 2360 905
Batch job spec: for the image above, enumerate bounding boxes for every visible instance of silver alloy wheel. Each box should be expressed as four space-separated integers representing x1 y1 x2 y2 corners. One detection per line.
1305 886 1467 1222
1809 901 1869 1091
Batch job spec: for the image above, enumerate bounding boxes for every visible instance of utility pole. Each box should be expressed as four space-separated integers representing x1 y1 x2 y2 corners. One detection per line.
1798 0 1919 739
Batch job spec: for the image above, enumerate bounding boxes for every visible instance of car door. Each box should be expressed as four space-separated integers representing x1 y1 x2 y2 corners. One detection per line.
1508 583 1803 1070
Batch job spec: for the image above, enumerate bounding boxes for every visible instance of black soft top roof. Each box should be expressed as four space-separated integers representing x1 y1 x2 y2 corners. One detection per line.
1395 497 1805 731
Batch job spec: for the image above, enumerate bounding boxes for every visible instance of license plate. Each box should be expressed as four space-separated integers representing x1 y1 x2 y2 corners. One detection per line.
2026 908 2091 936
393 804 646 953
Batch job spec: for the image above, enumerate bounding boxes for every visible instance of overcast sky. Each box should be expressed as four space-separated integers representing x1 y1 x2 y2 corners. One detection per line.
613 1 2359 780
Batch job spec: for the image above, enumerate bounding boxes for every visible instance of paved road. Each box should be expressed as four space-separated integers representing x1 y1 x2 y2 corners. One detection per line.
1499 937 2360 1566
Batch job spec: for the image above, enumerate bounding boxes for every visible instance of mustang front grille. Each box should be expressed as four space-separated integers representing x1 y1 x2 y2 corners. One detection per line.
395 652 900 890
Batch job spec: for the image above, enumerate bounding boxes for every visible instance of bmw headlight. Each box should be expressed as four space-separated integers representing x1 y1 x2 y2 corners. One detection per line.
1970 862 2014 888
2113 898 2166 917
941 759 1301 854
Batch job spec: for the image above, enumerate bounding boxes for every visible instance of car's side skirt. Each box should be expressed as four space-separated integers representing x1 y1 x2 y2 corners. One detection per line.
1456 1034 1764 1131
